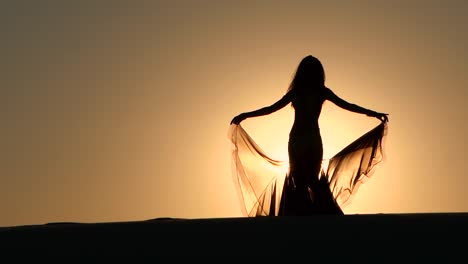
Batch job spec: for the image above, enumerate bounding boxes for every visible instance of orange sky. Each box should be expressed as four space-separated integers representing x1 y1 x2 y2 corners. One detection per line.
1 1 467 227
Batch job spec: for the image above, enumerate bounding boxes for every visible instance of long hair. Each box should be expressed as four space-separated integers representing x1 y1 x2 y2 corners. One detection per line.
287 55 326 93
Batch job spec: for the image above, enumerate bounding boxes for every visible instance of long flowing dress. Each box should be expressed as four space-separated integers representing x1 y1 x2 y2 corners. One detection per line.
228 91 388 217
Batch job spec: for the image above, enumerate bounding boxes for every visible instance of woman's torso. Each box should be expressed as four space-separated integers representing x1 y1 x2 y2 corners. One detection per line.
288 88 326 159
290 88 325 137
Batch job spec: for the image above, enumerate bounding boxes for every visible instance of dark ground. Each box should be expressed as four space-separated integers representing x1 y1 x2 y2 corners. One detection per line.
1 213 467 258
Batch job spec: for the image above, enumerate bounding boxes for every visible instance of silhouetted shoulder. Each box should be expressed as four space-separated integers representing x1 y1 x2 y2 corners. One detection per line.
322 87 334 99
274 89 295 106
284 89 296 99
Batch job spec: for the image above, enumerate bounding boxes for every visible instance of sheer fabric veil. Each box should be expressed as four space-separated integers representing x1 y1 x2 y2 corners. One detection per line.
227 122 388 216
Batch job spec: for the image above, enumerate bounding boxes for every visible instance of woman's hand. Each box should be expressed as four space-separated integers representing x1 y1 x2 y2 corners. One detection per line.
231 113 247 125
366 110 388 122
375 112 389 123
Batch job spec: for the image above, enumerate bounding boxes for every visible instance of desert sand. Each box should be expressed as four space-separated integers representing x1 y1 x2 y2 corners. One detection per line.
1 212 466 257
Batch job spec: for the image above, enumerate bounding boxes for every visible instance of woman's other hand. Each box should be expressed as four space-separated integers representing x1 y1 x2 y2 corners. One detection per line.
375 112 389 123
231 113 247 125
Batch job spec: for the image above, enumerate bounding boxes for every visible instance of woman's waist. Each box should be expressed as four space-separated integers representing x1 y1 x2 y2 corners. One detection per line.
289 126 322 142
290 122 320 132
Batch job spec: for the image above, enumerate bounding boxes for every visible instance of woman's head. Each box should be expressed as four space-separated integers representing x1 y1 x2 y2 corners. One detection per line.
287 55 326 92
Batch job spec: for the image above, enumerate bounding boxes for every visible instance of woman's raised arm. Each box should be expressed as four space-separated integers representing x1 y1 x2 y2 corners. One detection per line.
324 87 388 122
230 91 294 125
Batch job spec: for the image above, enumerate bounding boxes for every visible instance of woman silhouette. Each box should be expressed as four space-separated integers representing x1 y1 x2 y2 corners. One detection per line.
230 55 388 216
